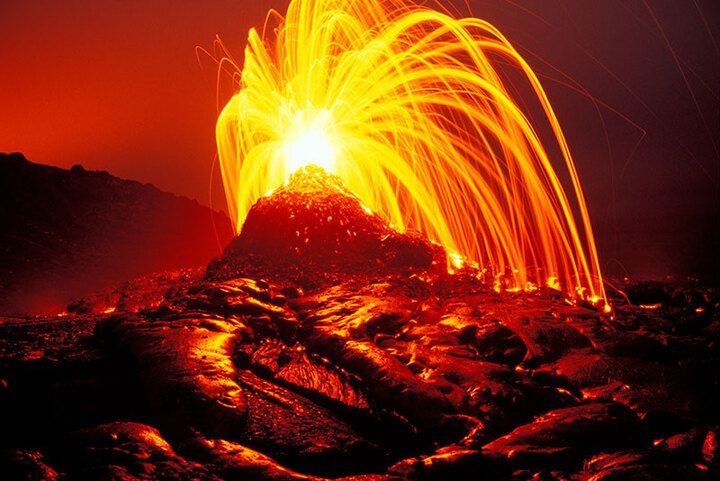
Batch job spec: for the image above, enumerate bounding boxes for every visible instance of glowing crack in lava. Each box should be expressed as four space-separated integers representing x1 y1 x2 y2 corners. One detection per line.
216 0 606 306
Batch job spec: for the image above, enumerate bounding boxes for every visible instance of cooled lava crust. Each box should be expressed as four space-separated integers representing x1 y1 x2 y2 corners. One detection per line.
1 169 719 481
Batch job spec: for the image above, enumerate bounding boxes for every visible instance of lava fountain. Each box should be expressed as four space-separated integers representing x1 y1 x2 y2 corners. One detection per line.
215 0 606 306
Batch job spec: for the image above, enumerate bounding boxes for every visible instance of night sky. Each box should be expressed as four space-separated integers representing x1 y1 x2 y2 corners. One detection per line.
1 0 718 283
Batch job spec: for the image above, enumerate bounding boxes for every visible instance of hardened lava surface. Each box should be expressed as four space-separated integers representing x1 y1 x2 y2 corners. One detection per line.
1 169 719 481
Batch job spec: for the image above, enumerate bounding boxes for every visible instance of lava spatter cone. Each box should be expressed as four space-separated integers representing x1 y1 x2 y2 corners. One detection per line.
206 165 447 287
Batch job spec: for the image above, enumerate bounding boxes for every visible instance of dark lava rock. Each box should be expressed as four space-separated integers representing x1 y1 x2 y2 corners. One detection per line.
1 168 719 480
500 316 592 367
466 319 527 366
483 402 640 467
182 437 319 481
58 422 217 480
579 448 713 480
235 370 381 474
0 449 59 481
388 447 504 480
96 314 251 440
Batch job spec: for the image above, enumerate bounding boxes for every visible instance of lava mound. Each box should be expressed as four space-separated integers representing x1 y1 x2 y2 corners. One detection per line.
1 168 719 481
206 166 443 287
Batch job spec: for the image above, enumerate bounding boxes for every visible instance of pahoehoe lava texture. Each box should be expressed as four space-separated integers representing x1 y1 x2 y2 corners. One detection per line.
1 169 719 480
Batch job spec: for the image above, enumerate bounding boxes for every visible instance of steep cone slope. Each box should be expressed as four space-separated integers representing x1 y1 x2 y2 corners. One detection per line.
206 166 445 288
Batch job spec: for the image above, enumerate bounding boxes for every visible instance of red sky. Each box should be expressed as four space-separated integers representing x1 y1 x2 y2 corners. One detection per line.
1 0 718 282
0 0 285 210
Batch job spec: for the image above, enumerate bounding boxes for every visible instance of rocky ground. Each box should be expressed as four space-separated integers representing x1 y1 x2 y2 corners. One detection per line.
1 168 718 480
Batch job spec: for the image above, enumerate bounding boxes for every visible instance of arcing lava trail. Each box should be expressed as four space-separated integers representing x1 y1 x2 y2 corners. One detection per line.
216 0 606 304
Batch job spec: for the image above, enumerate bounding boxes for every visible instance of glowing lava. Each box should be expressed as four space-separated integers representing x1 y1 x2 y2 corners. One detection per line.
284 109 338 173
216 0 607 305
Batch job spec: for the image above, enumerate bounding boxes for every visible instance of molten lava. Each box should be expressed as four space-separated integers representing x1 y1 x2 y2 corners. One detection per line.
215 0 606 306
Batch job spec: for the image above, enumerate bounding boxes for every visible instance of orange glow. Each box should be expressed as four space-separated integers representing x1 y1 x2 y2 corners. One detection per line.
216 0 606 304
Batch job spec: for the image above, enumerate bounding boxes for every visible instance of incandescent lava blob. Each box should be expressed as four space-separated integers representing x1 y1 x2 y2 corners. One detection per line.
215 0 607 308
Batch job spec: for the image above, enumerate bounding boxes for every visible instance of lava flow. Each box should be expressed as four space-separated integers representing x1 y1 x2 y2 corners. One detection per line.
206 165 445 288
2 159 717 480
216 0 606 305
